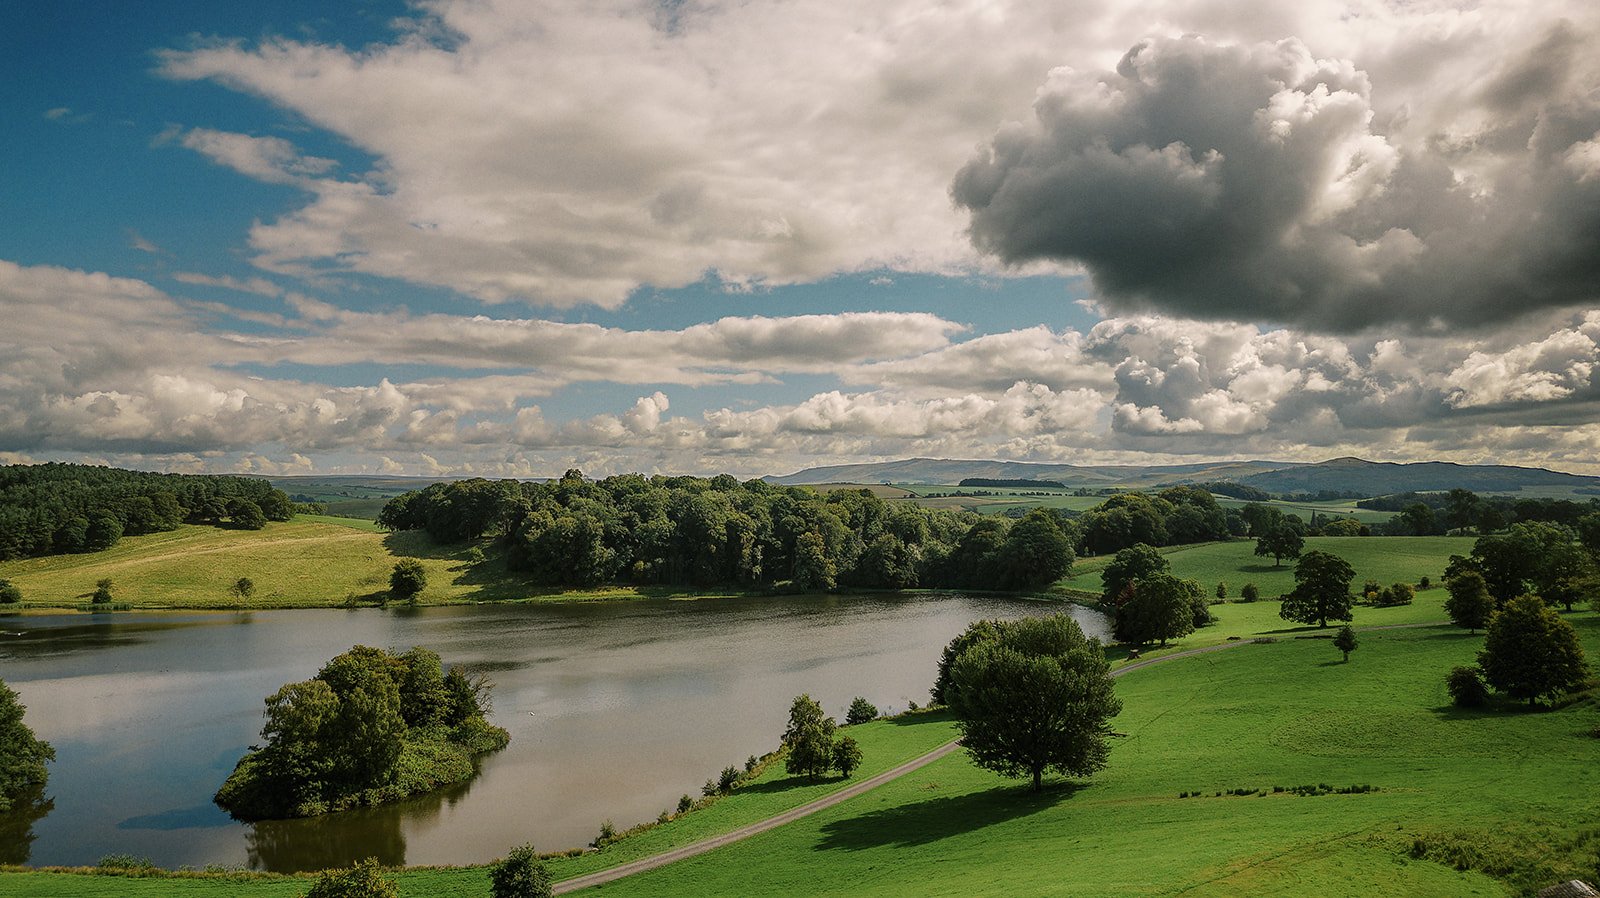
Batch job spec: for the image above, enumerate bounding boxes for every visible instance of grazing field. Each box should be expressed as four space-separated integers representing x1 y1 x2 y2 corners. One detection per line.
0 519 691 609
1062 536 1473 601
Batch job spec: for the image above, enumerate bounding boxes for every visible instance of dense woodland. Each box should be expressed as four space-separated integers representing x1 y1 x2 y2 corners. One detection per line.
0 463 294 560
379 471 1079 591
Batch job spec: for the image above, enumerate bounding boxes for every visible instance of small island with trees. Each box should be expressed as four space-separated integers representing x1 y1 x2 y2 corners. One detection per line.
214 645 508 820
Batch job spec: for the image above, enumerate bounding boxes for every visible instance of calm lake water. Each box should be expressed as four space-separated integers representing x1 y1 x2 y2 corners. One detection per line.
0 594 1109 872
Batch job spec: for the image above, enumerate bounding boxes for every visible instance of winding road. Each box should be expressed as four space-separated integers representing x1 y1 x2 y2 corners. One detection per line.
552 622 1445 893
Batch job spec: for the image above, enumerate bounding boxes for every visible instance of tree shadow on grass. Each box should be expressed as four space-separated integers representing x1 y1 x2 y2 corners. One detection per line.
382 530 467 562
739 774 849 796
815 781 1085 851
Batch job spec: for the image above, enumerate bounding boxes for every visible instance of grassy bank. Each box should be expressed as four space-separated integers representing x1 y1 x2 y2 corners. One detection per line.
0 520 753 611
0 713 960 897
552 616 1600 897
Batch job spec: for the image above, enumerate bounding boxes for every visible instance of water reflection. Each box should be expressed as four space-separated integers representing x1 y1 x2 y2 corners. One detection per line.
4 596 1107 872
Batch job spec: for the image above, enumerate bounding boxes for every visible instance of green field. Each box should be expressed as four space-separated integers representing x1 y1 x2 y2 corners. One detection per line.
0 519 724 610
1062 536 1472 601
10 616 1595 897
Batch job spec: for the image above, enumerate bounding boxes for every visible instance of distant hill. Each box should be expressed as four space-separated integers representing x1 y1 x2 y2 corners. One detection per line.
768 456 1600 497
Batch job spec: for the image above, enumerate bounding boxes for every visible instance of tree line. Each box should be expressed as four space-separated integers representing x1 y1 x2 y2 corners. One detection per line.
0 463 295 560
378 471 1076 592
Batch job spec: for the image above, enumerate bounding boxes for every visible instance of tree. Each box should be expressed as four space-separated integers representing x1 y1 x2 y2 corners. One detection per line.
389 559 427 602
1113 574 1197 647
0 680 54 813
993 509 1075 590
84 511 123 552
1372 582 1414 607
791 530 836 591
230 577 255 601
1478 595 1589 706
931 619 1006 706
782 694 836 779
1100 543 1169 604
91 578 114 604
230 499 267 531
0 580 19 605
489 844 553 898
833 735 862 778
1254 519 1305 567
1279 550 1355 628
946 614 1121 792
1471 522 1574 606
1332 626 1358 662
1446 667 1489 708
845 696 878 726
1444 572 1494 634
1240 582 1259 602
1215 582 1227 601
303 858 398 898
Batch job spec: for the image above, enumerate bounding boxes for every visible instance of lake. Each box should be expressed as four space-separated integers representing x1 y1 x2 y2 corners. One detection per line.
0 594 1108 872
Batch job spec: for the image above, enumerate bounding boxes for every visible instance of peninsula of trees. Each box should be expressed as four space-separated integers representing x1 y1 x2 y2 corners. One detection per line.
378 471 1077 591
214 645 508 820
0 463 294 560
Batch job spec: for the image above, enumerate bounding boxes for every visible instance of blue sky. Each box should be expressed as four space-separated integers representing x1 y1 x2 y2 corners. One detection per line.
3 1 1599 477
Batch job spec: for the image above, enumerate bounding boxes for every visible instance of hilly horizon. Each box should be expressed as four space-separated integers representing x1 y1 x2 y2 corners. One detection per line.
767 456 1600 496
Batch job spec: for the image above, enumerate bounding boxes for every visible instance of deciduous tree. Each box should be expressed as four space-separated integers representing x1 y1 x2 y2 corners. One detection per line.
1279 550 1355 628
1478 595 1588 706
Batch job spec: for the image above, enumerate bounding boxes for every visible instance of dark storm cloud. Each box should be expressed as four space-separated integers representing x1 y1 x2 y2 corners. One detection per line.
953 32 1600 331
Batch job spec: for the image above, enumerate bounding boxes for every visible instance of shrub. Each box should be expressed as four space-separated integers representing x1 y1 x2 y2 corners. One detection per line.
717 765 739 793
677 793 693 814
1373 582 1415 607
92 578 114 604
1239 583 1259 603
744 754 758 772
1360 579 1382 603
1447 666 1489 708
845 696 879 725
97 854 155 870
834 735 863 778
230 577 255 600
1419 575 1431 589
1215 582 1227 601
0 579 20 604
465 546 485 564
593 820 617 848
302 859 398 898
701 778 718 797
488 844 552 898
389 560 427 602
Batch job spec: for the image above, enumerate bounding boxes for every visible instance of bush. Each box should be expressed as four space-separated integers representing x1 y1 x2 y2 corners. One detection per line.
1447 666 1489 708
302 859 398 898
845 696 878 725
489 844 553 898
593 820 617 848
389 559 427 602
92 578 114 604
717 765 739 793
0 579 20 604
97 854 155 870
1239 583 1259 603
744 754 759 772
230 577 255 600
833 735 862 778
677 793 693 814
1419 575 1431 589
701 778 718 797
1373 582 1415 607
465 546 485 564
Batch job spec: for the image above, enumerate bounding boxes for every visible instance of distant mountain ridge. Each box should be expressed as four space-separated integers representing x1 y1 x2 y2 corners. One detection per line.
766 456 1600 496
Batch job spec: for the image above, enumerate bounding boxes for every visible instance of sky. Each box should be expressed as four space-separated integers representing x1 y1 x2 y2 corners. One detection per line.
3 0 1600 479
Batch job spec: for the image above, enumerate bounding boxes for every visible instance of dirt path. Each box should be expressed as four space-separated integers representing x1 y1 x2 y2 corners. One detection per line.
550 622 1457 893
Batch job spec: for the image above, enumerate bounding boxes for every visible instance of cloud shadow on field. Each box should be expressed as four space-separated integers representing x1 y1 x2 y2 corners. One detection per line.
814 781 1084 851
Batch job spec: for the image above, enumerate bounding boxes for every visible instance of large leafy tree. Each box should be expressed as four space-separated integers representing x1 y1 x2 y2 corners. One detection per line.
1254 517 1306 567
1113 573 1198 647
1471 521 1575 605
1279 550 1355 628
1444 571 1495 634
782 694 836 779
1479 595 1589 706
1100 543 1169 604
946 614 1121 792
0 680 54 813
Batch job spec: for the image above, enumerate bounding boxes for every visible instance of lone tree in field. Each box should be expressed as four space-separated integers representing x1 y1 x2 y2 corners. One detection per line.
1333 626 1359 662
1113 574 1198 647
489 843 553 898
1444 571 1495 634
945 613 1121 792
1478 595 1589 707
389 559 427 602
782 694 837 779
91 578 114 604
845 696 878 725
1279 550 1355 628
833 735 862 778
229 577 255 601
1254 519 1306 568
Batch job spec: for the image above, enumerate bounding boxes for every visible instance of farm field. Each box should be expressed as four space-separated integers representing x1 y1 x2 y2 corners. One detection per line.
1061 536 1473 601
13 614 1594 896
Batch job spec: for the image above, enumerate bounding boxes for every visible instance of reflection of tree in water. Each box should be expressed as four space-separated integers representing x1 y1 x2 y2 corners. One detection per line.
245 778 475 873
0 784 54 865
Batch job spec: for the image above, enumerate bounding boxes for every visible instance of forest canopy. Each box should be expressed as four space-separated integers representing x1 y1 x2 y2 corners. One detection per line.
0 463 293 560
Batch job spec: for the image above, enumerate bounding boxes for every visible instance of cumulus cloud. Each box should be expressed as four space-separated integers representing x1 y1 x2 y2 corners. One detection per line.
954 26 1600 330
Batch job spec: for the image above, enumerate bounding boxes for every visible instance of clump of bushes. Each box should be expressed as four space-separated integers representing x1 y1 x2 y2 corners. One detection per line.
488 844 552 898
1446 666 1490 708
303 858 397 898
0 579 20 604
1371 582 1414 607
1178 784 1376 799
97 854 156 871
